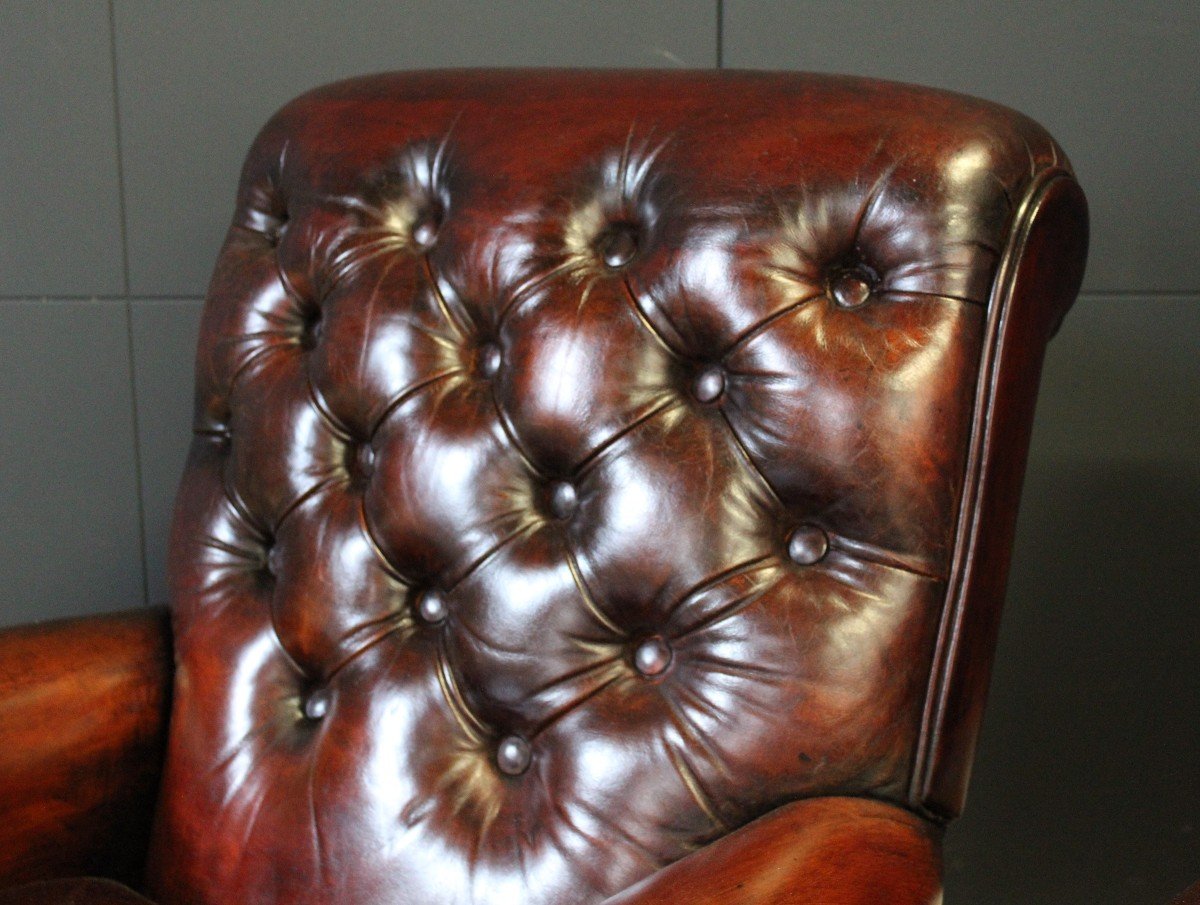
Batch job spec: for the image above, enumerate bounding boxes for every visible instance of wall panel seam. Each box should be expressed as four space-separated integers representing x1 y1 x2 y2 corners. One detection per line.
107 0 132 296
123 299 151 609
716 0 724 68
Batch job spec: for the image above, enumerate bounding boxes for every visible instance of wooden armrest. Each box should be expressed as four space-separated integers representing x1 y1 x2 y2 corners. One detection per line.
0 609 172 888
603 797 943 905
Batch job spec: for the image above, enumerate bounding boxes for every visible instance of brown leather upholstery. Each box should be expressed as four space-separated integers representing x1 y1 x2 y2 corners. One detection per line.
126 70 1084 904
604 796 942 905
0 611 171 890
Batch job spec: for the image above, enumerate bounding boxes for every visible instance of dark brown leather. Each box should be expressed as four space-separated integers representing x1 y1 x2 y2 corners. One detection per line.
145 70 1087 904
0 610 171 889
602 796 942 905
0 878 154 905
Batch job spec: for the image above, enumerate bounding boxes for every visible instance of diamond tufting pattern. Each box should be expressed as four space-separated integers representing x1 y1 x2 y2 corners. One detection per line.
145 71 1083 905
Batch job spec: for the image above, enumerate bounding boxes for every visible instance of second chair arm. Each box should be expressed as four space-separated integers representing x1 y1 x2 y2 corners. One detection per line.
0 608 172 890
602 796 943 905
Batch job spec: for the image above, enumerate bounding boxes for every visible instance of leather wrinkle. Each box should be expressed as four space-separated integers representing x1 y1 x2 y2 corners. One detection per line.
563 543 624 637
659 555 776 627
718 288 826 360
620 277 681 358
488 390 549 482
714 408 790 515
444 519 543 597
666 571 774 643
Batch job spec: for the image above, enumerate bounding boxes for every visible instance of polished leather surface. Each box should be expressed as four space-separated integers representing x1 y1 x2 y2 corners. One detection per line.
145 70 1085 904
603 796 942 905
0 610 171 889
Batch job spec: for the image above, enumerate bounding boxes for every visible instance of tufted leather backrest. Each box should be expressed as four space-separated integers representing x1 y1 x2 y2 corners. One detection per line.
147 71 1087 904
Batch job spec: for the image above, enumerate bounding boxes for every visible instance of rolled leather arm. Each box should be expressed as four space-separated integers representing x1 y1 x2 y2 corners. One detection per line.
0 609 172 889
602 797 943 905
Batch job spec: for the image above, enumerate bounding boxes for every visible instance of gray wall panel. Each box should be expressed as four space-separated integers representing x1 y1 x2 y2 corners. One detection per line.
723 1 1200 294
113 0 718 296
0 300 143 627
1025 292 1200 462
949 458 1200 904
945 294 1200 904
130 298 204 605
0 3 125 296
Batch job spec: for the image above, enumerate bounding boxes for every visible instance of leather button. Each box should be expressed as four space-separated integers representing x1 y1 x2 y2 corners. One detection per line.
411 211 439 249
496 735 531 776
693 366 725 403
355 442 376 479
265 544 281 577
478 343 502 378
416 589 447 624
787 525 829 565
549 481 578 519
830 271 872 308
346 441 375 485
633 636 672 677
302 688 330 721
598 225 638 268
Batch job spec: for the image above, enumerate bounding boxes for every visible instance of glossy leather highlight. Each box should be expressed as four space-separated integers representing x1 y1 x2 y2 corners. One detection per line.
135 70 1087 904
602 797 943 905
0 610 171 890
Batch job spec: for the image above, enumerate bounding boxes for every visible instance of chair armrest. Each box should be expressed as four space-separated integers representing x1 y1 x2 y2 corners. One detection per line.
602 797 943 905
0 609 172 888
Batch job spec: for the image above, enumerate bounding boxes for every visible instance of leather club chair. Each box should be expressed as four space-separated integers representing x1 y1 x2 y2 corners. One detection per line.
0 71 1087 904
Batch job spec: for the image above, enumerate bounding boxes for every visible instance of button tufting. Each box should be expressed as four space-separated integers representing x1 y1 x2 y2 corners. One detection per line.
416 589 448 625
549 481 578 519
302 688 330 721
162 72 1080 905
265 543 281 577
633 635 672 677
496 735 532 776
830 270 873 308
693 366 725 403
411 212 439 249
478 343 502 379
597 224 638 268
300 310 323 349
787 525 829 565
354 442 376 479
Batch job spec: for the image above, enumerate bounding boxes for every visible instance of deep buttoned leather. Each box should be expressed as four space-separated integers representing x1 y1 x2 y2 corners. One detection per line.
146 70 1085 904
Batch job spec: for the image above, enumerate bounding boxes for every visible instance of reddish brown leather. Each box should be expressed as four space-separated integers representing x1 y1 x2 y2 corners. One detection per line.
146 70 1086 904
0 610 171 889
912 173 1088 816
601 796 942 905
0 878 154 905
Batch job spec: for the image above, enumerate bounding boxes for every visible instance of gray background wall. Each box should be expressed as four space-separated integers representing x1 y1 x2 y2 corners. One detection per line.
1 2 1196 902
